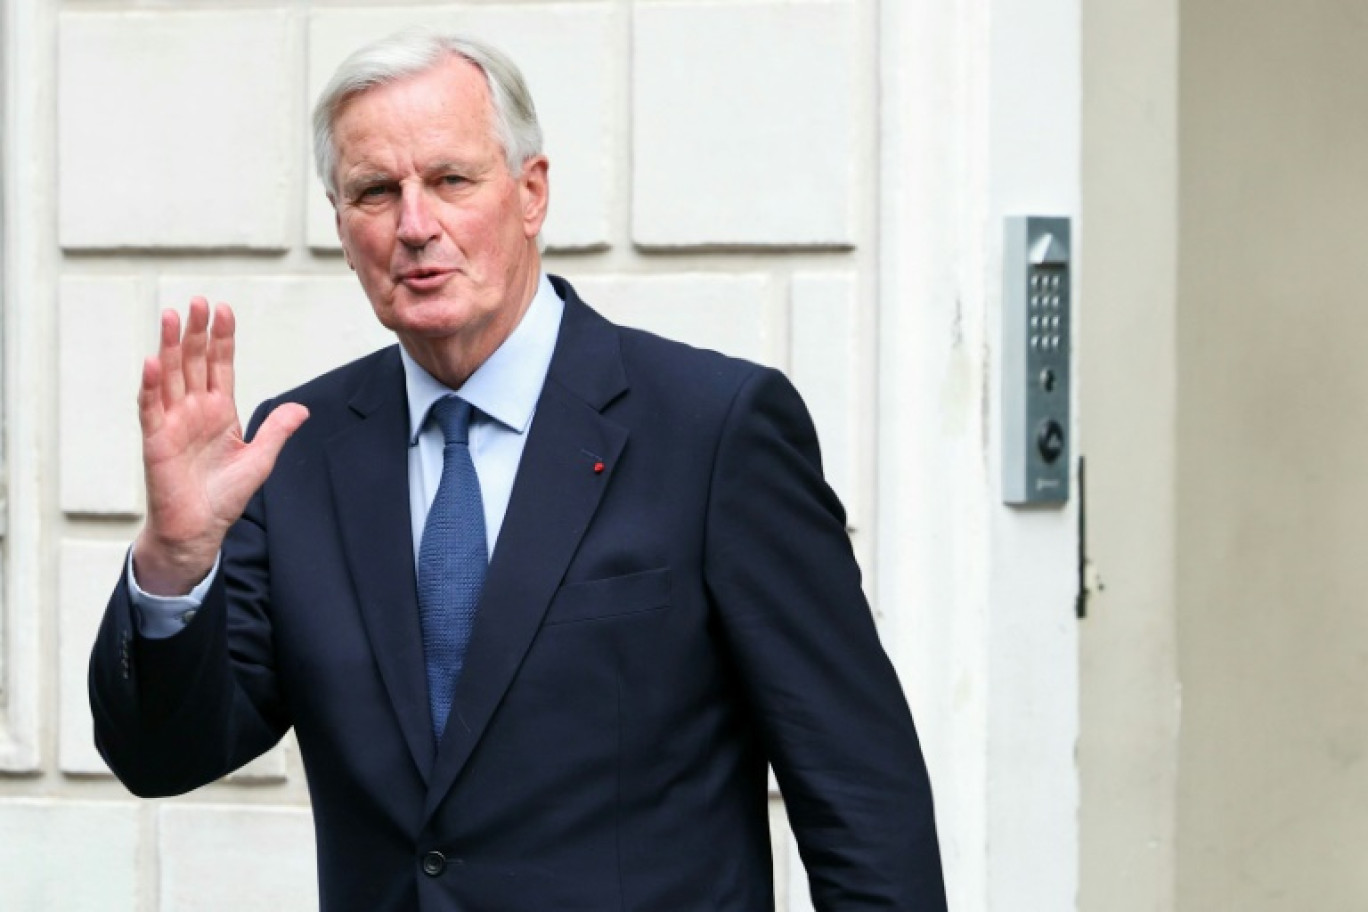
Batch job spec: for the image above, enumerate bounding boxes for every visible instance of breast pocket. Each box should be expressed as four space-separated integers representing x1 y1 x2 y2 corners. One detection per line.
542 567 672 626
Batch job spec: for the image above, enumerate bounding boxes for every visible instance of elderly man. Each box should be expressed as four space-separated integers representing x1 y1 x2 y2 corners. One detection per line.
90 30 946 911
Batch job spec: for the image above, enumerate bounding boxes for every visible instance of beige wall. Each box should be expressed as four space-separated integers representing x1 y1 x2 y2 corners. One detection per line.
1083 0 1368 909
1078 0 1180 906
1176 0 1368 907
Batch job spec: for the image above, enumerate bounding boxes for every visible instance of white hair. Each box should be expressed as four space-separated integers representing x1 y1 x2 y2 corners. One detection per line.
312 29 543 196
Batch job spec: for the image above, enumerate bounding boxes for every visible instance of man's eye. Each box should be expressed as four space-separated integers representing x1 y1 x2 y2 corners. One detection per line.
350 183 396 202
441 175 468 186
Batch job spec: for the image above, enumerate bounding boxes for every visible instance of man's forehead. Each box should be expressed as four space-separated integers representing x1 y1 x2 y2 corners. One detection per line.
332 60 498 163
334 55 491 129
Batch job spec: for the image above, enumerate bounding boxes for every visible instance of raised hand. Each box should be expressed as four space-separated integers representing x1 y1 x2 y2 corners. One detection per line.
131 298 309 596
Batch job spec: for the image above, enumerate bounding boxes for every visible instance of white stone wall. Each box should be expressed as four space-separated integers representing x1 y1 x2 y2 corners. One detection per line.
875 0 1083 909
2 2 879 909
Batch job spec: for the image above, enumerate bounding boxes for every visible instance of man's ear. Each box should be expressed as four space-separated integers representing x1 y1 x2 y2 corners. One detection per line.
519 155 550 238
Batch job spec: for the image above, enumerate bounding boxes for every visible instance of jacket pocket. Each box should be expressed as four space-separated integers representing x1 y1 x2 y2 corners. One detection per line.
542 568 671 626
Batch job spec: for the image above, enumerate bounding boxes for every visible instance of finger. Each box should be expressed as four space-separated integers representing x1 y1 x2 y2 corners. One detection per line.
159 308 186 406
181 298 211 394
207 303 236 401
138 356 165 437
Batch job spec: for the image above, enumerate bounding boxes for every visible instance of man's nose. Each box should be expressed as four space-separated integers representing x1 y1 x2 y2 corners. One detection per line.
396 186 440 248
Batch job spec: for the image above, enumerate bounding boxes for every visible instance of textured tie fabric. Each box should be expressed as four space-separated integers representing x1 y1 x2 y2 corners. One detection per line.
417 395 488 743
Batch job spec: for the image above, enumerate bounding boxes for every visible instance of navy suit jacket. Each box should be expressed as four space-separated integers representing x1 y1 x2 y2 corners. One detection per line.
91 277 946 911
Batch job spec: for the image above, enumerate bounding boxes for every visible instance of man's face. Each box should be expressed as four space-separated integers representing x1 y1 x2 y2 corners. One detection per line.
330 56 548 361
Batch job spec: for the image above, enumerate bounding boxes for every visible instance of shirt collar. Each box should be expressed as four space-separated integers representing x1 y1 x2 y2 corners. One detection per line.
401 273 564 445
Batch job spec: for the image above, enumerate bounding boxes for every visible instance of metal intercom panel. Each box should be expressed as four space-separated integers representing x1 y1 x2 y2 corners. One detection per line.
1003 216 1071 505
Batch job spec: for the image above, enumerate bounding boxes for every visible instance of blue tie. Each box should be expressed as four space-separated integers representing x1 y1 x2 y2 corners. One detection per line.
417 396 487 743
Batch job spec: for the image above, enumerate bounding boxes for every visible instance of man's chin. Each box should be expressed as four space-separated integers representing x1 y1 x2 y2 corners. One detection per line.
381 301 485 341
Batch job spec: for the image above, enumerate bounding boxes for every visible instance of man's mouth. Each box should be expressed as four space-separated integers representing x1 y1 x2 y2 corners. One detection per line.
396 267 455 290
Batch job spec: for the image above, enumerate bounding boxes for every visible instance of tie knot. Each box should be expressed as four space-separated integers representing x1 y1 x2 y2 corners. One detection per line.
429 395 474 446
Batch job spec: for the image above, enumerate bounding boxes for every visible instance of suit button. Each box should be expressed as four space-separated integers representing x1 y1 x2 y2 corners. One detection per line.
421 851 446 877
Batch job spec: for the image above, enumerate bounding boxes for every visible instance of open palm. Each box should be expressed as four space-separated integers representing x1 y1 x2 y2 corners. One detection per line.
132 299 308 596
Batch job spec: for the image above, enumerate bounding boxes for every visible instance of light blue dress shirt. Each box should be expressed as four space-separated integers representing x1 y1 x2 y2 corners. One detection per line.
130 274 564 639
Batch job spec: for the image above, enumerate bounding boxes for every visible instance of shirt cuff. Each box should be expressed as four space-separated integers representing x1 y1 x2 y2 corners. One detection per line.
126 549 221 640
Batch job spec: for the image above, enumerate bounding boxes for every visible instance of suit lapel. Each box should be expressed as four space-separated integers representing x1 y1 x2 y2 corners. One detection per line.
325 348 436 781
423 282 629 820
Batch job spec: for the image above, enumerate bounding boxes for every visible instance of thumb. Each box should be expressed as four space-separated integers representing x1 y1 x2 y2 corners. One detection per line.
246 402 310 467
209 403 310 530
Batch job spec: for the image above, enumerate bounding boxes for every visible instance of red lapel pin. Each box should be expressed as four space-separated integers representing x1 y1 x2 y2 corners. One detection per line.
582 448 606 474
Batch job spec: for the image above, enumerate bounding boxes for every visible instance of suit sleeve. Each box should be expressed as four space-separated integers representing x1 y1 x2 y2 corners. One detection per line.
703 367 947 910
88 405 289 797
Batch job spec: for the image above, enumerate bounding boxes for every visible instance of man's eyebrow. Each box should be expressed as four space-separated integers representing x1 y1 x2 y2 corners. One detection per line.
425 159 489 177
